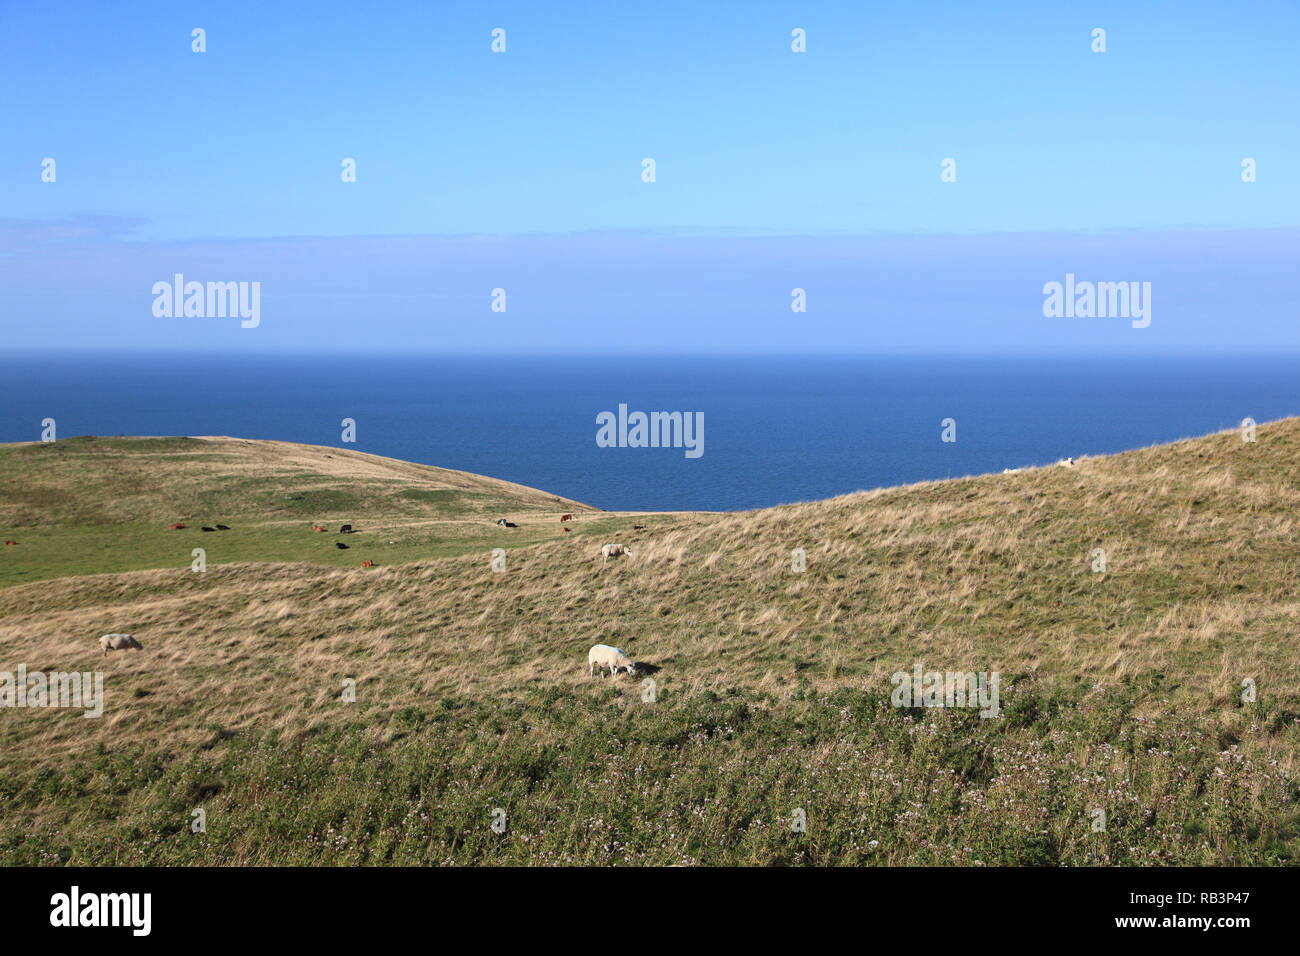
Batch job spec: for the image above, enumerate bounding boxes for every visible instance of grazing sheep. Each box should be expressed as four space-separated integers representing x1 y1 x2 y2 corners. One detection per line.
601 543 631 567
1001 468 1023 475
588 644 636 677
100 633 143 656
1058 457 1076 468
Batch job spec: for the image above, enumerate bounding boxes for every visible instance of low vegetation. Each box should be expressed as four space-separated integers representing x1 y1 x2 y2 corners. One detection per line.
1 422 1297 865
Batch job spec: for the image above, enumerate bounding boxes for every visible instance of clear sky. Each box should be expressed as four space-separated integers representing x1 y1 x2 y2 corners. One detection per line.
1 0 1297 352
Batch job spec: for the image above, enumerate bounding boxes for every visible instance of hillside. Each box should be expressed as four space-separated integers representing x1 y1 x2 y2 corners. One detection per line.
0 435 604 585
1 423 1298 865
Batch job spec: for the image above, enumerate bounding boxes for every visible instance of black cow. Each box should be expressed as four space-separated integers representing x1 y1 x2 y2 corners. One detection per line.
215 524 230 531
340 524 353 534
336 542 349 549
201 526 216 532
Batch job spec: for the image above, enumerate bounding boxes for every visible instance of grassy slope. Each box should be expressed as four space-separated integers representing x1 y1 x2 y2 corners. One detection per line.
0 435 611 586
0 425 1297 865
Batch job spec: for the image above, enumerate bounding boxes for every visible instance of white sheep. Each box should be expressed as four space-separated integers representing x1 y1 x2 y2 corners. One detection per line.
100 633 143 656
601 543 631 567
588 643 636 677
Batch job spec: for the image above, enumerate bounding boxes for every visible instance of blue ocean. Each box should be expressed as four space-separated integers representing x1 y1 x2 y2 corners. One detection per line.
1 354 1296 512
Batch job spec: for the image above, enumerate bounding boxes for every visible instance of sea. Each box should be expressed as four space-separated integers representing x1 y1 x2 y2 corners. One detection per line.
1 353 1296 512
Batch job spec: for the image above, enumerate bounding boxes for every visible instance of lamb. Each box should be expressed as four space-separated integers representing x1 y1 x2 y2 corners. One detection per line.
99 633 143 656
601 543 631 567
588 644 636 677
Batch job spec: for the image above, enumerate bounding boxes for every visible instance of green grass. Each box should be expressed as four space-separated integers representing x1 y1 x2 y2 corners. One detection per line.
3 681 1293 865
2 424 1299 865
0 522 557 585
0 434 596 584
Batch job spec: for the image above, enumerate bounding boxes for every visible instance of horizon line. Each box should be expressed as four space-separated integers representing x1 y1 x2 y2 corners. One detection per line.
4 347 1300 359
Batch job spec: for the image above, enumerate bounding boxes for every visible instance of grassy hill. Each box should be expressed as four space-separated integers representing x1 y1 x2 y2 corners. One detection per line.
1 424 1297 865
0 435 610 586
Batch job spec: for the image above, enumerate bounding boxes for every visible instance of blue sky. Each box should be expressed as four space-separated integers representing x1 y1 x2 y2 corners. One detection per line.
1 0 1297 351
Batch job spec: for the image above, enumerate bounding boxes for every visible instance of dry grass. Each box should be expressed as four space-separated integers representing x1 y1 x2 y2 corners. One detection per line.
1 421 1298 864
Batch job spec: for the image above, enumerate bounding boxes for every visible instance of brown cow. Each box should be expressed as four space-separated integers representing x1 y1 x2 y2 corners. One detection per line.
4 540 15 546
312 525 326 532
562 527 571 533
560 514 573 523
168 523 185 530
359 560 375 568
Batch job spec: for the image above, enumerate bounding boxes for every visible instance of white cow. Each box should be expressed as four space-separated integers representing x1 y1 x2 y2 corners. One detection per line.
100 633 143 656
601 543 631 567
588 644 636 677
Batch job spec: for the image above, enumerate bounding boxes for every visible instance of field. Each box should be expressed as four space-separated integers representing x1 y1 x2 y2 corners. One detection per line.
1 426 1297 865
